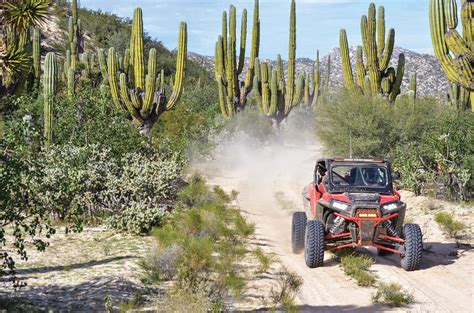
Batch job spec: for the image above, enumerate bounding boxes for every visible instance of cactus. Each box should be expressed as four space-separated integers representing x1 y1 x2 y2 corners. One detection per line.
43 53 58 149
253 0 304 125
215 0 260 118
67 67 75 97
32 28 41 87
68 0 83 70
98 48 108 85
304 50 331 106
409 72 417 100
429 0 473 111
107 8 187 135
340 3 404 101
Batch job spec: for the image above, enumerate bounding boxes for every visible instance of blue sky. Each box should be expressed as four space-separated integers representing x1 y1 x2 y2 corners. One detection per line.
80 0 431 58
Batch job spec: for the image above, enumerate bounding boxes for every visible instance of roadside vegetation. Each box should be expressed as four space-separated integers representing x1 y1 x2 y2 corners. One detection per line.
434 211 468 239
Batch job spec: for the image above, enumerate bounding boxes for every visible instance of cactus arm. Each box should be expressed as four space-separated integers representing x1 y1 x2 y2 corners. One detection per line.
285 0 296 110
304 72 310 106
244 0 260 89
455 55 474 90
355 45 366 91
43 53 58 149
217 76 229 117
445 29 473 59
32 28 41 85
143 48 157 113
323 56 331 98
260 62 270 113
340 29 356 92
409 72 417 99
380 28 394 71
67 67 75 96
389 53 405 101
98 48 108 84
131 8 145 90
461 1 473 51
237 9 247 75
268 69 278 115
429 0 459 82
291 73 304 108
377 5 385 60
166 22 187 110
107 47 122 111
222 10 227 68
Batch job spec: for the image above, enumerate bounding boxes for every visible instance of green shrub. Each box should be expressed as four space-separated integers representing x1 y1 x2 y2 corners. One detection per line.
269 267 303 312
372 282 414 307
142 178 254 309
253 247 277 274
434 211 467 239
340 254 377 286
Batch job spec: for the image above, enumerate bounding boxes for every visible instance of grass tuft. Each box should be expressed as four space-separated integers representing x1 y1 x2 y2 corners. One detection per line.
253 247 277 273
340 254 377 286
372 282 414 307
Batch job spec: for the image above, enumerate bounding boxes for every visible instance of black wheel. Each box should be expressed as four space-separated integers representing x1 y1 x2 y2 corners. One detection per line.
304 220 325 268
400 224 423 271
291 212 307 254
377 244 395 256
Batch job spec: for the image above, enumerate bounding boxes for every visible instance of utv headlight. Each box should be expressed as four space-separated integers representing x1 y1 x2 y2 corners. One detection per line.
383 203 399 211
332 200 350 211
382 202 405 214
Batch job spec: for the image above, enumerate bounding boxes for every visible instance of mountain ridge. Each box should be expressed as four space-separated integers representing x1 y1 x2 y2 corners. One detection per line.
188 47 449 97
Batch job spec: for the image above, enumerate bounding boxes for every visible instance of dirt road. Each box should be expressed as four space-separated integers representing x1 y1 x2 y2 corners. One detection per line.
200 138 473 312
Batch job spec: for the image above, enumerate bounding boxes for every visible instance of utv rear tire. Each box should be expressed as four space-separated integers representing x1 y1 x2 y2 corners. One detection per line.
304 220 325 268
292 212 307 254
400 224 423 271
377 244 395 256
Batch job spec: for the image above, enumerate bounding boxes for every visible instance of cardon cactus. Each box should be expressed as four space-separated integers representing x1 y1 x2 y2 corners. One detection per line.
43 52 58 149
68 0 83 70
107 8 187 135
253 0 304 125
215 0 260 118
429 0 473 111
304 50 331 106
67 67 75 97
340 3 404 101
32 28 41 87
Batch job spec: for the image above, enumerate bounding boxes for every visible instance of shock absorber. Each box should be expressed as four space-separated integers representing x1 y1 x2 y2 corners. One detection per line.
383 220 398 237
330 216 346 234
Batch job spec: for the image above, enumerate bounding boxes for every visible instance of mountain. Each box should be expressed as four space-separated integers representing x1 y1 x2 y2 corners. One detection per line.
188 47 449 98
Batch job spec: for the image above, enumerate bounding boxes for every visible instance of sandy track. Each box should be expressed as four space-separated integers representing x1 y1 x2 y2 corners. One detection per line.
200 139 473 312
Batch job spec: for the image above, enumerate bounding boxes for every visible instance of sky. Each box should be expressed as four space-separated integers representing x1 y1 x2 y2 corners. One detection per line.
80 0 432 58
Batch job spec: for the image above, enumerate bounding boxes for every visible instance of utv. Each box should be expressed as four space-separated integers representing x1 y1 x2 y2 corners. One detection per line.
292 158 423 271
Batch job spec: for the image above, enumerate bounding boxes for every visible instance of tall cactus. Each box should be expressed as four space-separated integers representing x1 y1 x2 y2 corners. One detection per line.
43 53 58 149
429 0 473 111
32 28 41 87
215 0 260 118
304 50 331 106
253 0 304 125
68 0 83 70
107 8 187 135
67 67 75 97
340 3 404 101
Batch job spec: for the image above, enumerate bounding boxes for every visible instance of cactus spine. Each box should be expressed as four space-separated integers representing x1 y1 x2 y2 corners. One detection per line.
254 0 304 124
107 8 187 135
340 3 404 101
215 0 260 118
43 53 58 149
429 0 473 111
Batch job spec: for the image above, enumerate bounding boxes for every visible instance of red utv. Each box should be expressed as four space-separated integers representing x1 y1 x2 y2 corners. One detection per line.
292 158 423 271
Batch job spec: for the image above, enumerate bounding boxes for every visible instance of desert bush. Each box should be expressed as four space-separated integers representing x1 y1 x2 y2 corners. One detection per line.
434 211 467 239
141 177 254 310
253 247 277 274
269 267 303 312
340 254 377 286
372 282 414 307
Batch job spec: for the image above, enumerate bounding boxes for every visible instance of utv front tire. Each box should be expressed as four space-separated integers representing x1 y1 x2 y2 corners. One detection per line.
400 224 423 271
304 220 325 268
292 212 307 253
